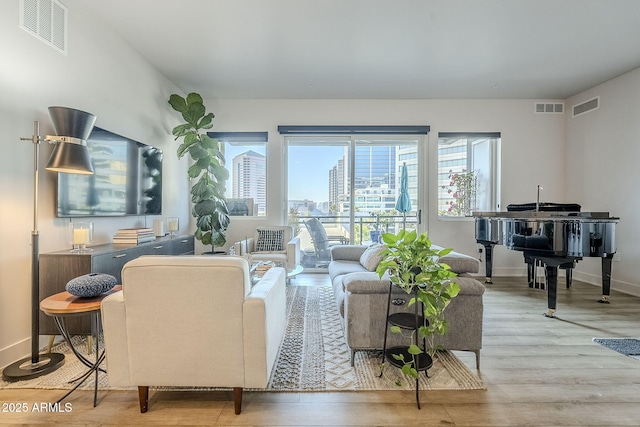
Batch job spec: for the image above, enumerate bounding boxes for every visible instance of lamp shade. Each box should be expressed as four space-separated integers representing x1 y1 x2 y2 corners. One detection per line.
48 106 97 141
46 142 94 174
45 106 97 174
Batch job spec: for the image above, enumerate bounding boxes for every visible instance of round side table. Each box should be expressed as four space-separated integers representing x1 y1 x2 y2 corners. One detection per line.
39 285 121 407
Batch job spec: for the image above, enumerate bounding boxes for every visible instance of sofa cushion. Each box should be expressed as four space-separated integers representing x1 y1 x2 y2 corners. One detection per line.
255 228 284 252
432 245 480 274
329 260 367 281
359 243 386 271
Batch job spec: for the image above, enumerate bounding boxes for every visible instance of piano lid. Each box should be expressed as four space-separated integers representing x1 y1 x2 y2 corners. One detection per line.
472 211 617 219
507 202 581 212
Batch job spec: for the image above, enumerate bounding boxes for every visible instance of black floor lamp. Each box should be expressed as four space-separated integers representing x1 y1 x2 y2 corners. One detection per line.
2 107 96 382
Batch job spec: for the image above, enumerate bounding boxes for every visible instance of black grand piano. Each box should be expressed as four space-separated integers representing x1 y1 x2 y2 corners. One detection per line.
474 203 619 317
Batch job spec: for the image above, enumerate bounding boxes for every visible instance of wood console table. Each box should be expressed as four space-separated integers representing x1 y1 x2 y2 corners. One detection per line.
39 235 194 334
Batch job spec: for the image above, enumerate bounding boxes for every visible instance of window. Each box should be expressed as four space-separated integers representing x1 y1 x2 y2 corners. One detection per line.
280 125 428 268
437 133 500 217
284 133 421 253
209 132 267 217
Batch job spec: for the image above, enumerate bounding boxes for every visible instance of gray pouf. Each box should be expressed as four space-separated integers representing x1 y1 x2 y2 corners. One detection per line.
66 273 117 298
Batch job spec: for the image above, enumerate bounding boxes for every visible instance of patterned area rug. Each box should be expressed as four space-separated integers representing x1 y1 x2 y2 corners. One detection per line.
593 337 640 361
0 286 484 392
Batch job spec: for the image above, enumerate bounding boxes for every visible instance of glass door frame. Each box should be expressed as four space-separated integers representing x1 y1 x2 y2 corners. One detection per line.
284 134 427 243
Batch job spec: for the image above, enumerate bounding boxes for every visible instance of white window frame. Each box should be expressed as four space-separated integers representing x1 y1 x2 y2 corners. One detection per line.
437 133 501 218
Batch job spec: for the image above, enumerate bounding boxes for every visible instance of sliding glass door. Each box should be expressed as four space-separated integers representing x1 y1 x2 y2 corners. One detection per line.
286 135 421 268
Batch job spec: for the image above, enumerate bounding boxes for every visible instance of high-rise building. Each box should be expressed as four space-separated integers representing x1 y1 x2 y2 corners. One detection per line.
232 150 266 215
329 145 398 214
354 145 396 190
329 158 346 213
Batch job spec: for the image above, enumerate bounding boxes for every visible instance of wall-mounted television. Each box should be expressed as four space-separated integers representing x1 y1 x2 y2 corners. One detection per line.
56 127 162 217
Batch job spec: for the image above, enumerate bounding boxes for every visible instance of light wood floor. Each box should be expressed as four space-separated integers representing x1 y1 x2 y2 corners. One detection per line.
2 274 640 426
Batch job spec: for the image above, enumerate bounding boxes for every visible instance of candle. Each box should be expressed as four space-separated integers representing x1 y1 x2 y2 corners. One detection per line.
73 228 90 244
167 217 179 232
69 222 93 252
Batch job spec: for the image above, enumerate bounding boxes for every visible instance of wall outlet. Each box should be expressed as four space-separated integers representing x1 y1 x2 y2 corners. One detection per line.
613 253 621 262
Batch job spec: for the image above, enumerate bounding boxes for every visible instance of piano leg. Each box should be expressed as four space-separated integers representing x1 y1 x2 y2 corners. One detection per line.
527 257 545 290
599 254 614 304
559 262 574 289
481 242 494 284
543 264 558 318
565 267 572 289
527 257 534 287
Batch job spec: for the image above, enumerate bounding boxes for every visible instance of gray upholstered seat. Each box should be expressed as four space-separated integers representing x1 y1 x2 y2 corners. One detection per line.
329 244 484 368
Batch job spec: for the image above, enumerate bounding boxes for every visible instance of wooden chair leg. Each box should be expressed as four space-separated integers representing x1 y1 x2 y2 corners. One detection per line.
233 387 243 415
138 386 149 413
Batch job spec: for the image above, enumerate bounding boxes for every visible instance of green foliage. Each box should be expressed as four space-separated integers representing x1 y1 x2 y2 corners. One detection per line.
168 93 229 251
440 169 478 217
376 229 460 381
288 208 301 236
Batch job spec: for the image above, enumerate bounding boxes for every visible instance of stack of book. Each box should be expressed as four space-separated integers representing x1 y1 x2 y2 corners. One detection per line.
113 228 156 245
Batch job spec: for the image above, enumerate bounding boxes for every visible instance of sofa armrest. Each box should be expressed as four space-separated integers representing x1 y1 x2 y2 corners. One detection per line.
286 236 301 269
331 245 367 262
343 271 391 294
243 267 287 388
100 291 131 386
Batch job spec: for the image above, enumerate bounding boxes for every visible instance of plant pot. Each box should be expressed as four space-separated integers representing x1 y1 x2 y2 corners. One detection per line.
201 251 227 256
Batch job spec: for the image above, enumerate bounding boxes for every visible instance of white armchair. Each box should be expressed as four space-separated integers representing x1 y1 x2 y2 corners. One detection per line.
233 226 300 270
100 256 286 415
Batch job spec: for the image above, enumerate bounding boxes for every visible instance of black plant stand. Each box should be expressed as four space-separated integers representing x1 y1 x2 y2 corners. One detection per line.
379 283 432 409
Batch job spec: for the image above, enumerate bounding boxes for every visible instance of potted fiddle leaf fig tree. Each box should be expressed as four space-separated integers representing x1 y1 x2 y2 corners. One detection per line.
168 92 230 253
375 229 460 381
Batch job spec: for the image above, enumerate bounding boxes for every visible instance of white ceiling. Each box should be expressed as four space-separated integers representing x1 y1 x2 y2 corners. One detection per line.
80 0 640 100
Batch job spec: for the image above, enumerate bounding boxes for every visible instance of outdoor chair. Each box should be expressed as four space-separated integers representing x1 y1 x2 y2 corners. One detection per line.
304 218 348 267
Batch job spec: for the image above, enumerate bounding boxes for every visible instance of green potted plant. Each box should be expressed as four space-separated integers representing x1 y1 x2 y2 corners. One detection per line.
168 93 230 253
375 229 460 381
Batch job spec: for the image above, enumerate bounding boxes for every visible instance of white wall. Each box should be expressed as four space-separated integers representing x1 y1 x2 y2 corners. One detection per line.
566 67 640 296
213 94 639 298
0 0 189 368
3 0 637 371
207 98 567 275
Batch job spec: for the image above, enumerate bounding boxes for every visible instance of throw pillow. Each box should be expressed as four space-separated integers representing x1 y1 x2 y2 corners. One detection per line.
359 243 386 271
255 228 284 252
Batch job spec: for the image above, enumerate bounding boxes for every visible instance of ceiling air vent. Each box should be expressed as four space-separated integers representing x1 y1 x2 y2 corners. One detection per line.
572 96 600 118
534 102 564 114
19 0 68 54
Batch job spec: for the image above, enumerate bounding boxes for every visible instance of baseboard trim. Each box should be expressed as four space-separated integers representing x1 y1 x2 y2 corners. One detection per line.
0 335 60 371
572 271 640 298
475 268 640 299
0 337 31 371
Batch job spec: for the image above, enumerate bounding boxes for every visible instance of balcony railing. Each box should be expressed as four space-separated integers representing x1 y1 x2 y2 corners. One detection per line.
290 213 418 270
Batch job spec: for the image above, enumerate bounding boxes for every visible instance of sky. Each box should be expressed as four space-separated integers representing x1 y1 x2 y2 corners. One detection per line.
287 145 344 203
224 143 343 203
